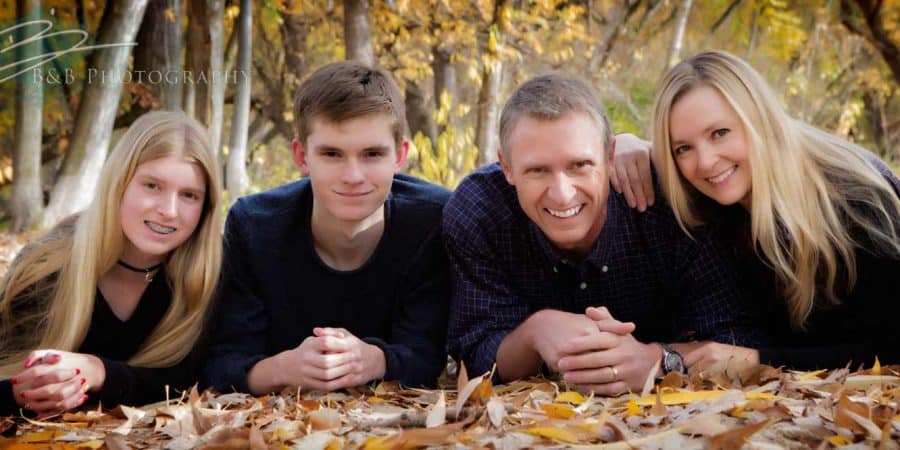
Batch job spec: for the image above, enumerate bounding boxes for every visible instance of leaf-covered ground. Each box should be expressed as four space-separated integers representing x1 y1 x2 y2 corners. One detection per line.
1 361 898 449
0 233 898 449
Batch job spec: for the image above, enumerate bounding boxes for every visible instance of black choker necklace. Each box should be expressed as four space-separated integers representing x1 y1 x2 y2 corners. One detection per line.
117 260 163 282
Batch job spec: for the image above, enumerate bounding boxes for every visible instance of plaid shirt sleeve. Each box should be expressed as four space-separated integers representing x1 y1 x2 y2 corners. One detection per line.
442 178 530 378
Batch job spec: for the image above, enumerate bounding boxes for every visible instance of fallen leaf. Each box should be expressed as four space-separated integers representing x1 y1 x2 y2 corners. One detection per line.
541 403 576 419
522 426 579 443
554 391 586 405
708 418 774 450
309 408 341 430
486 397 506 427
425 391 446 428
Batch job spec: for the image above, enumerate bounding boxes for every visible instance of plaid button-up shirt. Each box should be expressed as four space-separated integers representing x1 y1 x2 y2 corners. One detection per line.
443 163 762 377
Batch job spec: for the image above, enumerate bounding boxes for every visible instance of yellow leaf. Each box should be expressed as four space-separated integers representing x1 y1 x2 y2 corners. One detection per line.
17 431 65 443
361 435 393 450
554 391 586 405
728 406 746 417
872 357 881 375
76 441 104 449
523 426 579 443
634 389 781 406
626 393 641 416
799 369 828 380
541 403 576 419
366 396 388 404
826 435 853 446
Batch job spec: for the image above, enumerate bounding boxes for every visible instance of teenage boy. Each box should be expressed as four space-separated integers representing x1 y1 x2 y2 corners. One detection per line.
444 74 760 395
204 62 450 394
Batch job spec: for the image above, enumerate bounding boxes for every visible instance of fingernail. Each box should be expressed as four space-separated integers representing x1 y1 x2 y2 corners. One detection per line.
24 358 32 368
19 392 27 398
75 368 81 375
80 378 86 385
80 394 88 403
10 378 17 385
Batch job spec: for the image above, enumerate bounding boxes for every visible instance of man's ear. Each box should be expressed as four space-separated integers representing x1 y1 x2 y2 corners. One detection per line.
395 140 410 171
291 137 310 176
498 149 515 185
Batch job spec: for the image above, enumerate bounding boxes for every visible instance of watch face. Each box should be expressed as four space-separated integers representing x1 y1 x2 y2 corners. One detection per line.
665 352 685 374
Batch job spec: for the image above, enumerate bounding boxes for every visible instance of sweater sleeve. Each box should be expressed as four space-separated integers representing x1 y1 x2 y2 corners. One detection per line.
92 346 204 408
202 202 271 393
362 224 450 388
0 379 19 416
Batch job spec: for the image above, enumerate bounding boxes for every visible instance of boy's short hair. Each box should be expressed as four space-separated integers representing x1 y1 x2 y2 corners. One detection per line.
499 73 613 156
294 61 407 146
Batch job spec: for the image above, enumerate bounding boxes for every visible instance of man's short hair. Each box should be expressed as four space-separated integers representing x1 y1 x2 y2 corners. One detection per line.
294 61 407 146
498 73 613 156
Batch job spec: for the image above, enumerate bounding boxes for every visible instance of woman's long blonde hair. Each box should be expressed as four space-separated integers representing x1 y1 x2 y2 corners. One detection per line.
0 111 223 377
651 51 900 330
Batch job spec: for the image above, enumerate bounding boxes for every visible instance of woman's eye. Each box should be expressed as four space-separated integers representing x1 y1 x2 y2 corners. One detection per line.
673 145 690 155
713 128 730 138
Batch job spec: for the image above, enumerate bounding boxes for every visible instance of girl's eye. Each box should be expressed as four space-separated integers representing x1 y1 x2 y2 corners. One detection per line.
713 128 730 138
145 182 159 190
673 145 691 156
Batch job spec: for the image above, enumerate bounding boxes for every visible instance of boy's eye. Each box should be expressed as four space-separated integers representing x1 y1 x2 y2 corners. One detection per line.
366 151 384 158
322 151 340 158
573 160 593 169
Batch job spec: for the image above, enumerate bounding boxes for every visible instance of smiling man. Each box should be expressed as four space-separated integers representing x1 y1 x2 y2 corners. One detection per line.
204 62 450 394
444 74 761 395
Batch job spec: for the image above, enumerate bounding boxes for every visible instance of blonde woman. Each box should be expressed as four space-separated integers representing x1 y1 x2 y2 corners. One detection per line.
612 50 900 371
1 111 222 417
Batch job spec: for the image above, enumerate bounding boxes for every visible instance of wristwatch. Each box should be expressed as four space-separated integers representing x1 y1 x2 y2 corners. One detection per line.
659 343 686 375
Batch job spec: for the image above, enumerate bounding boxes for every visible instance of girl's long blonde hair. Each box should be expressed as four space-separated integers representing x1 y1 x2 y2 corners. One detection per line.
0 111 223 377
651 51 900 330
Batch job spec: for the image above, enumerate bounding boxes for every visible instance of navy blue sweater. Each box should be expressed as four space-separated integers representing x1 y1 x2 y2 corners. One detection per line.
203 174 451 393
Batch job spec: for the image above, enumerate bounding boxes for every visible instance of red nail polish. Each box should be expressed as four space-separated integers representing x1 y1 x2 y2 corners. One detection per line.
19 392 27 398
75 368 81 375
80 394 88 403
10 378 17 385
24 358 31 367
80 378 86 385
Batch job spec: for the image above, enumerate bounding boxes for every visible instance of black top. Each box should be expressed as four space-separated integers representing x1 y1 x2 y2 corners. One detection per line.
709 159 900 369
202 174 451 393
1 270 202 416
443 164 762 377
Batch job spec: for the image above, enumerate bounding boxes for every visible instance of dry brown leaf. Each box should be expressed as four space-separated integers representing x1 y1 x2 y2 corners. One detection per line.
680 414 729 436
708 418 774 450
308 408 341 430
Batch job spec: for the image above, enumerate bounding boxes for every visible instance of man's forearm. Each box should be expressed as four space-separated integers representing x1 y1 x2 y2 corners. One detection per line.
495 319 543 382
246 353 284 395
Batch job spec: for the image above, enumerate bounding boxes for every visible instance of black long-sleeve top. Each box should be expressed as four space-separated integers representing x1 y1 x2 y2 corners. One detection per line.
1 270 202 416
202 174 451 393
710 160 900 369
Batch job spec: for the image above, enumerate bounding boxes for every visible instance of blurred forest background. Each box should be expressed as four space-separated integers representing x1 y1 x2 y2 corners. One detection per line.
0 0 897 233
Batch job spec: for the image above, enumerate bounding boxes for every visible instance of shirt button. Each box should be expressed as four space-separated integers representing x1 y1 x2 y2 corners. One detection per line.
552 266 558 273
601 265 608 273
579 282 588 290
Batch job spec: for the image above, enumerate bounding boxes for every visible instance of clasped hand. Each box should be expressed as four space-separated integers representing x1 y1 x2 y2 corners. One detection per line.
10 349 104 418
274 327 386 392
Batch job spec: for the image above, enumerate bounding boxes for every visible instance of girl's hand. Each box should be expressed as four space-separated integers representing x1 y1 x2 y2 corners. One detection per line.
10 350 105 417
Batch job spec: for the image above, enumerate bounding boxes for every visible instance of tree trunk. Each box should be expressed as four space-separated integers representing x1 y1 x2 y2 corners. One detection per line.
12 0 44 231
666 0 693 68
43 0 149 226
207 0 226 156
589 1 640 73
186 0 207 117
226 0 252 199
281 0 308 91
343 0 374 65
162 0 183 110
840 0 900 84
405 81 437 147
475 0 508 165
432 45 456 136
